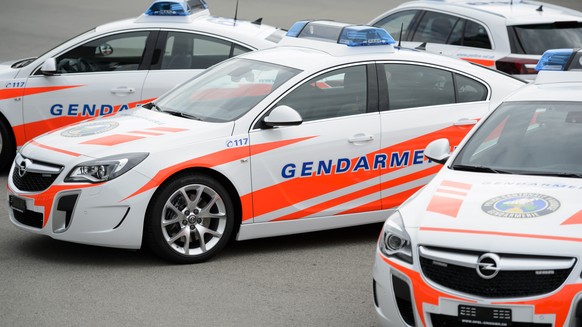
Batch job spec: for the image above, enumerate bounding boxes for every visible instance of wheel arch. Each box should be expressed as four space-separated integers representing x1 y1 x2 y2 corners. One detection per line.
144 166 244 241
0 110 17 172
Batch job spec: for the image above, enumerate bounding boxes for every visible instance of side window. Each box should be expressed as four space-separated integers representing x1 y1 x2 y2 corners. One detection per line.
56 31 150 73
276 65 367 121
455 73 488 103
372 10 418 40
384 64 454 110
462 20 492 49
161 32 251 70
411 11 459 44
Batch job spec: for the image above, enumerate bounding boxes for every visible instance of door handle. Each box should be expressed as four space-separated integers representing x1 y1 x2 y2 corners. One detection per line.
110 86 135 95
348 134 374 143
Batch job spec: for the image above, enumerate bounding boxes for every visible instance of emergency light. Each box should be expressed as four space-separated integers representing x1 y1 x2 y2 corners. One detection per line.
286 20 395 47
535 48 582 71
145 0 208 16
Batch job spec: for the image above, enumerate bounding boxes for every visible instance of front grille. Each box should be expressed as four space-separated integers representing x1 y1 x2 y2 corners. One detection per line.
420 247 574 298
430 314 552 327
11 154 62 192
13 208 43 229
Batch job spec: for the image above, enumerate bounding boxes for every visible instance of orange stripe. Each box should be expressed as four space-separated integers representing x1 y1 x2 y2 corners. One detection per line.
340 185 422 215
379 254 475 327
147 127 188 133
12 98 155 146
440 180 472 190
0 85 84 101
81 134 145 146
461 57 496 67
16 184 96 227
561 209 582 225
426 195 463 217
420 226 582 243
30 140 81 157
129 131 165 136
246 124 469 221
436 188 467 196
123 136 316 202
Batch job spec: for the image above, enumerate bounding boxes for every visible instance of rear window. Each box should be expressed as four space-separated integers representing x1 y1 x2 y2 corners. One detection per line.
510 22 582 55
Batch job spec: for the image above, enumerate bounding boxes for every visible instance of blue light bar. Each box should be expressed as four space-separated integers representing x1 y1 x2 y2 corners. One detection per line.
286 21 310 37
535 49 575 71
338 26 396 47
146 0 196 16
285 20 395 47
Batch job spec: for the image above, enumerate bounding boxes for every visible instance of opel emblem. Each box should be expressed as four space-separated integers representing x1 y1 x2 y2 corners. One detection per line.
18 159 31 178
476 253 501 279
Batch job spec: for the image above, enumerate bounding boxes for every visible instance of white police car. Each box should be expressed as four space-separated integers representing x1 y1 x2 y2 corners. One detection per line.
0 0 284 171
7 21 525 263
369 0 582 78
373 49 582 326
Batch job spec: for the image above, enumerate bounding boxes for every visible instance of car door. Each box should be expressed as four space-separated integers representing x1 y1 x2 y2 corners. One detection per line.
377 62 489 209
248 64 382 225
141 30 253 100
22 30 156 141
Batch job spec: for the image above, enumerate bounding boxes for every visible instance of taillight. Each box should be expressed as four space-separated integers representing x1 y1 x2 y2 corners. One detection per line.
495 57 539 75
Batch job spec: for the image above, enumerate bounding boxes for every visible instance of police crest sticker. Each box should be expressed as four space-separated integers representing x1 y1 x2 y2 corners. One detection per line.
482 193 560 218
61 121 119 137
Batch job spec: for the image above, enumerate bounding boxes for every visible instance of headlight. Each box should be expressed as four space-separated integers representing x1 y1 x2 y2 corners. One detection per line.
379 211 413 264
65 153 149 183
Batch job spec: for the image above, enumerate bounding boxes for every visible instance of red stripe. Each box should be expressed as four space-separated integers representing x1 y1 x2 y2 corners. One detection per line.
426 195 463 218
81 134 145 146
123 136 316 202
440 180 472 190
0 85 84 101
30 140 81 157
436 188 467 196
561 209 582 225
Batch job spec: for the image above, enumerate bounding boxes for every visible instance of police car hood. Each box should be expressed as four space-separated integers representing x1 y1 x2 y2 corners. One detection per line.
0 59 30 79
29 108 233 159
406 169 582 252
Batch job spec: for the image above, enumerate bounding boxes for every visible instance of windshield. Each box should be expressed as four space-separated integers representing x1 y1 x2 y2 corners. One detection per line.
452 101 582 177
154 58 300 122
511 23 582 55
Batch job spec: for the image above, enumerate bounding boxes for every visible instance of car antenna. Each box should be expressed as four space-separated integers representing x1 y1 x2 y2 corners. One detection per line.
251 18 263 26
536 5 543 11
415 42 427 51
397 23 403 48
233 0 239 26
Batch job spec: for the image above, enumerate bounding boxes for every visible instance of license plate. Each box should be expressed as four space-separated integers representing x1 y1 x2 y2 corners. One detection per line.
9 195 27 213
458 305 512 327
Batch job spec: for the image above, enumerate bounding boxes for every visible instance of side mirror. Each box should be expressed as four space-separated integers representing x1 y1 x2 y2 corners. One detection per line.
424 138 451 164
40 58 57 75
263 105 303 128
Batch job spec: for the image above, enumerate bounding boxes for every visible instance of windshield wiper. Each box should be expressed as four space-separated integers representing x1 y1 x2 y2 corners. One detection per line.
162 109 202 121
141 102 161 111
452 164 512 174
522 171 582 178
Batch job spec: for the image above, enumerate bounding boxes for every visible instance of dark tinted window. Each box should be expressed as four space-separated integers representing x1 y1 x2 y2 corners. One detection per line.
161 32 251 70
455 73 487 103
463 20 491 49
373 10 418 40
277 65 367 121
411 11 458 44
56 31 150 73
384 64 454 109
512 23 582 55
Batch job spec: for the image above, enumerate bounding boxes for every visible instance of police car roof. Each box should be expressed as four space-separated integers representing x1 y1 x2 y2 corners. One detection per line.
92 13 281 48
504 72 582 102
239 39 490 73
393 0 582 25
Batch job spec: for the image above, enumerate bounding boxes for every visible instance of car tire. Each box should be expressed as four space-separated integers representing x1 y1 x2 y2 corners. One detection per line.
144 173 235 264
0 119 16 172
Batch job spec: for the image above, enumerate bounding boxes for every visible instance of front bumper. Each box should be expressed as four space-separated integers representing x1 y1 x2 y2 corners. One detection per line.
7 166 155 249
373 250 582 327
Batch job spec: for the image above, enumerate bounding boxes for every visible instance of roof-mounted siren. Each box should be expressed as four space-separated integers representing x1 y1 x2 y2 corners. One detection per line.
535 48 582 71
138 0 209 22
286 20 396 47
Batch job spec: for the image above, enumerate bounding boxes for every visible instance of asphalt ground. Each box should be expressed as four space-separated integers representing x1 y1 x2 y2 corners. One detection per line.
1 1 582 326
